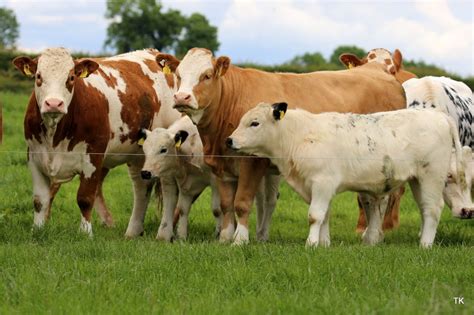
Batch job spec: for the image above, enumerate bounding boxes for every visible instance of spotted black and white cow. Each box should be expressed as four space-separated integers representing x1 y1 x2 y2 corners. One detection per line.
404 76 474 218
140 116 222 240
13 47 180 236
228 102 465 248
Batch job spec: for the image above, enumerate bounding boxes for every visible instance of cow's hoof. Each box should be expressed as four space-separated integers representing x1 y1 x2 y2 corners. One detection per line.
156 229 173 242
305 238 319 248
219 225 235 243
232 224 249 245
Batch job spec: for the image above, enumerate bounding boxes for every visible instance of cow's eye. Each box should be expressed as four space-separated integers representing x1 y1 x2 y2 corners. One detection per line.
69 75 75 81
159 148 167 154
250 121 260 127
204 74 212 80
36 73 41 80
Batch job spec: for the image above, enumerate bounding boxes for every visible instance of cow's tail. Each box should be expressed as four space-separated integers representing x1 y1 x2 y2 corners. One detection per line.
446 115 466 190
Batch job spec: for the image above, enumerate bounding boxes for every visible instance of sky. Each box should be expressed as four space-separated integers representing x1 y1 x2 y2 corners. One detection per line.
1 0 473 76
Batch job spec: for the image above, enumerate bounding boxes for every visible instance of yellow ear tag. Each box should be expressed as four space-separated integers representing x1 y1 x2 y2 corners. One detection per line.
79 69 88 78
24 65 32 77
279 110 285 120
137 138 145 146
163 65 171 75
348 62 354 69
175 139 182 149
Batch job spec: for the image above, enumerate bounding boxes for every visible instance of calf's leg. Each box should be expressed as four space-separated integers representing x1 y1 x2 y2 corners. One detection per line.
93 168 114 227
307 184 334 247
217 179 237 242
29 160 52 228
359 194 387 245
256 174 280 242
156 178 178 241
210 179 223 238
176 193 195 240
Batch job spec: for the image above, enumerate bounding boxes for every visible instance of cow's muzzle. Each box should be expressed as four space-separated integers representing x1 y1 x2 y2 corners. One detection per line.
460 208 474 219
141 170 152 180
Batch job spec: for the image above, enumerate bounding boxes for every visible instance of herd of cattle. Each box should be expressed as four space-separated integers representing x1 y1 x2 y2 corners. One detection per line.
9 46 474 247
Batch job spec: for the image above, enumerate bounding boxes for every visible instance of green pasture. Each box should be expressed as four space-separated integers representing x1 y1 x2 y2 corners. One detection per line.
0 91 472 314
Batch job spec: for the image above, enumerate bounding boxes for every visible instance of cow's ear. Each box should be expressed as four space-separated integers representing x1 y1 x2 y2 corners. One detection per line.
393 49 403 71
137 128 151 147
272 102 288 121
339 53 363 69
174 130 189 149
156 53 180 74
74 59 99 78
215 56 230 77
12 56 38 77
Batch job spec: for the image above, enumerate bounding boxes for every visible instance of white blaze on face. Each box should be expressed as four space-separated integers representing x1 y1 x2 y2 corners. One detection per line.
366 48 395 73
35 48 75 115
443 147 474 217
176 49 214 109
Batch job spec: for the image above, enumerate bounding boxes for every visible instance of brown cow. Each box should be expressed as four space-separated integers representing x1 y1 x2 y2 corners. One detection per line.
339 48 418 232
13 47 180 236
156 48 407 244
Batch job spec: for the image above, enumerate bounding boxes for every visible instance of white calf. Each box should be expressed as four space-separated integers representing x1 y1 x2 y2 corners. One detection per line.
140 116 222 241
228 102 464 248
404 76 474 218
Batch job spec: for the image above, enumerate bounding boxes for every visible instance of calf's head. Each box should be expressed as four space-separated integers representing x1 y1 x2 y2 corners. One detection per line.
155 48 230 124
13 47 99 125
339 48 416 84
140 128 190 179
227 102 287 156
443 146 474 219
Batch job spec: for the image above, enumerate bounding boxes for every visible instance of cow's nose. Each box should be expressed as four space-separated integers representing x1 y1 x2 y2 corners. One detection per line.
141 170 152 180
174 92 191 104
460 208 473 219
45 98 64 109
225 138 233 148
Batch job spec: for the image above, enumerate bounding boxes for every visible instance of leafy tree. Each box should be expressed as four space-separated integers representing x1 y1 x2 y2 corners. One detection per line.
329 45 366 65
0 7 19 50
287 52 326 68
175 13 219 57
104 0 219 55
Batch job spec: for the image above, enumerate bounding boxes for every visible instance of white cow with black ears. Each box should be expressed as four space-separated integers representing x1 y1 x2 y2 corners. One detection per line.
140 116 222 241
227 102 465 248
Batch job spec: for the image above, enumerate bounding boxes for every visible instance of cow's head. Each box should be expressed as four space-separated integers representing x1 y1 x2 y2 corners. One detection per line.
13 47 99 126
339 48 417 84
443 146 474 219
140 116 200 179
155 48 230 124
227 102 287 156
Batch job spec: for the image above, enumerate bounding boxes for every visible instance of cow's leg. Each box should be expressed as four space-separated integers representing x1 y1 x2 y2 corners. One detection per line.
29 160 52 228
210 179 223 238
46 183 61 220
217 179 237 242
382 186 404 230
176 193 194 240
256 174 280 242
77 167 104 237
307 184 334 247
355 195 368 233
156 178 178 241
409 179 443 248
93 168 114 227
125 164 154 238
360 194 387 245
233 159 269 245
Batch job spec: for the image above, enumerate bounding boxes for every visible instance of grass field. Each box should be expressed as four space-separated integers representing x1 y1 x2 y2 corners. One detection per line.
0 91 473 314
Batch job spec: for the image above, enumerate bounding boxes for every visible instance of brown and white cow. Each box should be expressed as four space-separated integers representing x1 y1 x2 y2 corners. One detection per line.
156 48 407 244
339 47 418 232
339 48 417 84
13 47 180 236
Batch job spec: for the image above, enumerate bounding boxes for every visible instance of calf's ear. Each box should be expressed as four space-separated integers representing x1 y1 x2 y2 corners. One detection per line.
339 53 364 69
137 128 151 146
75 59 99 78
215 56 230 77
156 54 180 74
12 56 38 77
174 130 189 149
272 102 288 121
